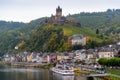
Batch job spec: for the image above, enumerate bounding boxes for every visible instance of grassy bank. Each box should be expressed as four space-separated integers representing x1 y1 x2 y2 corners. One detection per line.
107 69 120 76
0 62 11 66
35 63 54 69
0 62 54 69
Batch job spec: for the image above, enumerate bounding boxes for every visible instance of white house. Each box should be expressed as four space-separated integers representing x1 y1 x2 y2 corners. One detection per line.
71 34 86 46
97 47 115 59
98 52 114 58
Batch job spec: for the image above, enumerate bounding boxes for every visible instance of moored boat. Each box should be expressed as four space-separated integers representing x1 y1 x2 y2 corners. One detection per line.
51 64 74 75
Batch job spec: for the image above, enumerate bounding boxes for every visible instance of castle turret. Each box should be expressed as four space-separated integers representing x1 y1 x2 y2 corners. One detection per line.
56 6 62 18
47 6 67 25
43 6 80 26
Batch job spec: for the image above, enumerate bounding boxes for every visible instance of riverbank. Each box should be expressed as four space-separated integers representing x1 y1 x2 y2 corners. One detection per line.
73 66 120 80
106 69 120 80
0 61 11 66
1 61 120 80
106 69 120 76
0 62 54 69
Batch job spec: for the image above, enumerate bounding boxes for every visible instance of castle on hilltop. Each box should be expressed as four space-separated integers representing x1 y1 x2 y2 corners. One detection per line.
43 6 81 26
48 6 66 24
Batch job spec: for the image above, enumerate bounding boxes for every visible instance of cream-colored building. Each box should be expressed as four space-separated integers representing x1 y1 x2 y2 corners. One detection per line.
71 34 86 46
98 52 114 58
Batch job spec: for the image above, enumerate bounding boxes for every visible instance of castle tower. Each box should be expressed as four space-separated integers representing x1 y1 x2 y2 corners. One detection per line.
56 6 62 17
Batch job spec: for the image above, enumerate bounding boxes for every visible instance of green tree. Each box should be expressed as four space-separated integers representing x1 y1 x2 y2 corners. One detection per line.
96 29 99 34
98 58 120 67
45 33 59 52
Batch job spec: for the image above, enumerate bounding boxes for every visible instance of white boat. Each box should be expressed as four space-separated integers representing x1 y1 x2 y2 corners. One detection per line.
51 64 74 75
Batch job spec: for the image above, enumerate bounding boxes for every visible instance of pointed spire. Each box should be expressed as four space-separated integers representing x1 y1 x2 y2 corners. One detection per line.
58 5 60 9
56 5 62 12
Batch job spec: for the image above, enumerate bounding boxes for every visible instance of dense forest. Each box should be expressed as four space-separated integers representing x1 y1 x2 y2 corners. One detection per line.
0 18 45 54
0 9 120 54
0 21 25 32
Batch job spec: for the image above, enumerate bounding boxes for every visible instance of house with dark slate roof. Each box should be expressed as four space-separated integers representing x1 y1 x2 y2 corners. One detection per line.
71 34 86 46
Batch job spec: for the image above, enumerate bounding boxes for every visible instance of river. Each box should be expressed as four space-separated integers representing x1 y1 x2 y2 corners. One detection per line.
0 66 87 80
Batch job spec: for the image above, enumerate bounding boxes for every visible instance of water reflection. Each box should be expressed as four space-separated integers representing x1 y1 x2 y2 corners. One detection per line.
52 72 75 80
0 66 43 80
52 72 87 80
0 66 87 80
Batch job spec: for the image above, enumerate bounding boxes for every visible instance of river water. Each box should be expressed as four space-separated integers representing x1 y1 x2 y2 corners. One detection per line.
0 66 87 80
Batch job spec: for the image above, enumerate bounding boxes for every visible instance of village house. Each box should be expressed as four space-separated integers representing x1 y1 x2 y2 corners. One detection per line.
71 34 86 46
117 51 120 57
2 54 11 62
49 53 56 63
10 54 16 62
114 43 120 57
2 54 17 62
97 47 116 59
63 52 73 63
85 49 95 64
41 53 49 63
63 53 69 60
68 51 75 59
56 53 64 61
98 51 115 59
74 50 82 60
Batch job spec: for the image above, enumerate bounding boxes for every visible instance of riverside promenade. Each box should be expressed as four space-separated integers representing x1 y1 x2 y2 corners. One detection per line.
10 62 49 67
0 62 49 67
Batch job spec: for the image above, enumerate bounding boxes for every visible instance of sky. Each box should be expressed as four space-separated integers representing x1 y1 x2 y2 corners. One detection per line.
0 0 120 22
